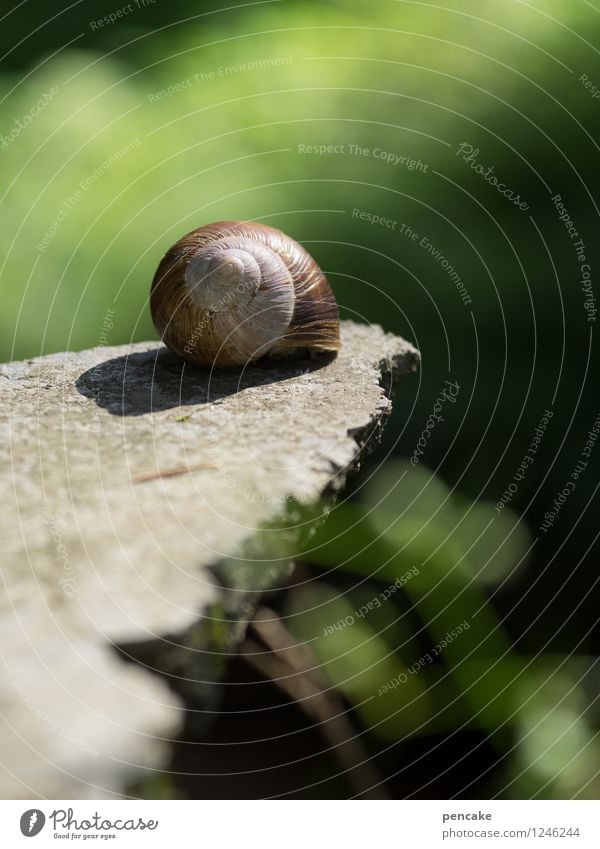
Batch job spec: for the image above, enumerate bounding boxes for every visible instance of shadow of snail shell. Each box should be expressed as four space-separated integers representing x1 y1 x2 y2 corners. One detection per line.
150 220 341 368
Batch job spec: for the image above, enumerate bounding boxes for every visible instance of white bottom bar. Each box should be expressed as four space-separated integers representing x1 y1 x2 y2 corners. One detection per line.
0 800 598 848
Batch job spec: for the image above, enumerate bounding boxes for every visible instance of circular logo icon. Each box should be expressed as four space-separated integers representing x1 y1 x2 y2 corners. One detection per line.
19 810 45 837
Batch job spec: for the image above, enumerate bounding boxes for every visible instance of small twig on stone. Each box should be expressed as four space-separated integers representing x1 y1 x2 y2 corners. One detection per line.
132 462 221 483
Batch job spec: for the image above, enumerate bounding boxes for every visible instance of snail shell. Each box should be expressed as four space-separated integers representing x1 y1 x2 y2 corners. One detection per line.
150 220 341 368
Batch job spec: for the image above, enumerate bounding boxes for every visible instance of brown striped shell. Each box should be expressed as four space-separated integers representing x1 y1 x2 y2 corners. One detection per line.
150 221 341 368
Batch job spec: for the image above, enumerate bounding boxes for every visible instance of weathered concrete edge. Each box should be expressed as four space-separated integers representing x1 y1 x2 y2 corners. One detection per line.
121 328 420 736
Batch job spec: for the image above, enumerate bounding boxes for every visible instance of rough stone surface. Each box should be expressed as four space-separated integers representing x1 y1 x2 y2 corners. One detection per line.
0 321 418 798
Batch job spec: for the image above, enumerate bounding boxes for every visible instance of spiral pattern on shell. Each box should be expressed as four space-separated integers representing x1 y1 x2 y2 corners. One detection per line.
150 221 341 368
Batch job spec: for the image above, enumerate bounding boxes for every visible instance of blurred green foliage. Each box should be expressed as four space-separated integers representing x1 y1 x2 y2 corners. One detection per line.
283 462 600 798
